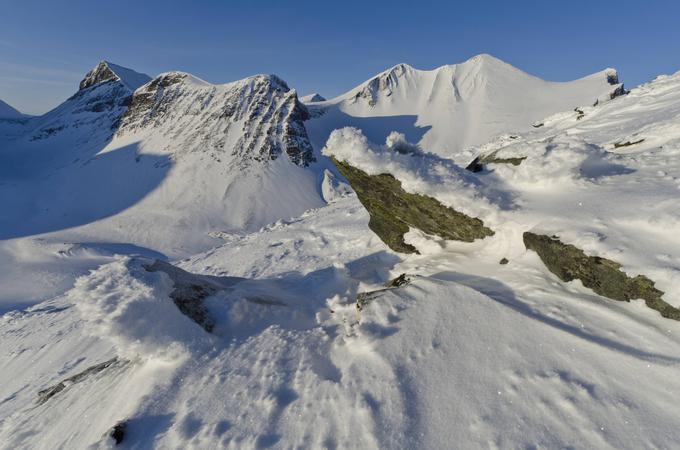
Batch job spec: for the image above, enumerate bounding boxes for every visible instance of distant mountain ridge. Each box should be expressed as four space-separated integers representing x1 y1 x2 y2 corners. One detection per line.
305 54 627 162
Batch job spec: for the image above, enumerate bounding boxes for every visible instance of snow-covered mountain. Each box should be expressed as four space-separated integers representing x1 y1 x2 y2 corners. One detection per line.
306 54 626 162
0 99 26 119
2 55 680 449
0 62 325 257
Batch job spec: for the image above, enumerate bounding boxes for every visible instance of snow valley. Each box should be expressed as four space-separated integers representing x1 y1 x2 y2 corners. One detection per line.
1 55 679 449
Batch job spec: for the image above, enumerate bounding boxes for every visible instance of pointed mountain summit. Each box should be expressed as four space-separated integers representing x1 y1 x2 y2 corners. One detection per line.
79 61 151 92
20 61 150 144
301 93 326 103
0 99 26 119
305 54 627 161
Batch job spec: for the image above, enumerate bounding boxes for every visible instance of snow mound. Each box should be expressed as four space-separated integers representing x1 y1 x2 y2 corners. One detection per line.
72 258 212 360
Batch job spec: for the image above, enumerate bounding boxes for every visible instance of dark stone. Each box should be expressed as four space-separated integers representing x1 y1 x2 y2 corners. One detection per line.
38 358 122 404
386 273 410 287
110 421 127 445
357 274 414 312
465 156 484 173
614 138 645 148
499 258 509 265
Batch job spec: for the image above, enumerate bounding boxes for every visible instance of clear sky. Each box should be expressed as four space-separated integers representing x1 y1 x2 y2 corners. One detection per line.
1 0 679 115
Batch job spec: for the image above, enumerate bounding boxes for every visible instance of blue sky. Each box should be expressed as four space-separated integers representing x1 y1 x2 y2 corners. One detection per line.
2 0 679 115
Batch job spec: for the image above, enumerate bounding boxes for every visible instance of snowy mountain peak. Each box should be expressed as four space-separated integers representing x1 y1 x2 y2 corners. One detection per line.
461 53 506 66
301 93 326 103
0 99 26 119
79 61 151 92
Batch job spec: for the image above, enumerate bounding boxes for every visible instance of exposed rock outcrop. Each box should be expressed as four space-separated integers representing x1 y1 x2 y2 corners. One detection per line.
524 232 680 320
143 260 231 333
332 157 494 253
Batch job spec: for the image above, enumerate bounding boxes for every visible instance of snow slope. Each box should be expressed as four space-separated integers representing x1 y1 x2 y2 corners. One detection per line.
2 196 679 448
306 54 625 162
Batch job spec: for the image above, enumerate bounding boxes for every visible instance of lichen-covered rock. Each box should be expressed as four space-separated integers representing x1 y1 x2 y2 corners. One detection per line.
523 232 680 320
332 157 494 253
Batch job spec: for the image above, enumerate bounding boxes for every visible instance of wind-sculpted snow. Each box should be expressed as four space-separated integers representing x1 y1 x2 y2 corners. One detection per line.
72 258 214 360
322 127 499 223
2 242 680 448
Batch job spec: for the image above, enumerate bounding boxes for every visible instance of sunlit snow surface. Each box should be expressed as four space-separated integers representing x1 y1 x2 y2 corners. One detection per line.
1 67 680 448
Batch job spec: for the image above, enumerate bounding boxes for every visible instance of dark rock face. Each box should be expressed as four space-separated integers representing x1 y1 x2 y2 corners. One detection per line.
79 62 119 91
144 260 222 332
37 358 122 404
609 84 629 100
352 64 409 107
524 232 680 320
332 157 494 254
118 73 315 167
